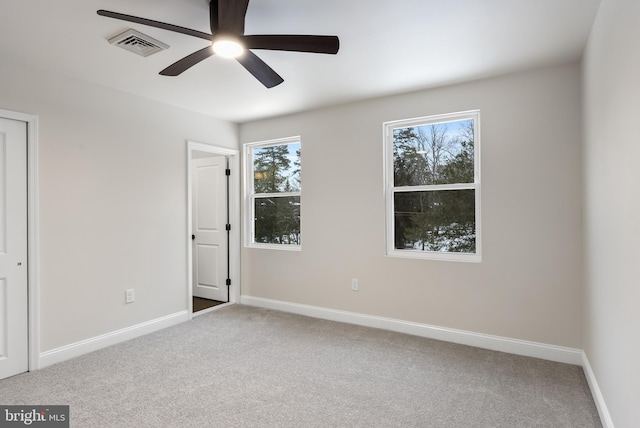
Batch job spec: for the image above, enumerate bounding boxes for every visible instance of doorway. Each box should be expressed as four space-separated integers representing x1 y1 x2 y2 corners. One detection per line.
0 117 28 379
0 109 39 378
187 142 240 317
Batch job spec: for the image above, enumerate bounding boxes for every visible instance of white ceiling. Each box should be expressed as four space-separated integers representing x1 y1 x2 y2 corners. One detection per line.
0 0 600 123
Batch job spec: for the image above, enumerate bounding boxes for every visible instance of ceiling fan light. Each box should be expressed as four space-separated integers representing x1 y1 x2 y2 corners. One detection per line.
212 38 244 58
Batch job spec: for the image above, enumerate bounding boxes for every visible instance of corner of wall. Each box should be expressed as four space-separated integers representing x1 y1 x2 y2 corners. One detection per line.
581 351 615 428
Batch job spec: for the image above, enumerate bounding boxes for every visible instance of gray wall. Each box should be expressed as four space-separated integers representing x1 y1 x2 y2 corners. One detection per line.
583 0 640 426
240 62 584 348
0 59 238 352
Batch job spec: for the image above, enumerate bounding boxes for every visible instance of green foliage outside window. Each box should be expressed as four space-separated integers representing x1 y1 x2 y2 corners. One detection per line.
392 119 476 253
252 142 301 245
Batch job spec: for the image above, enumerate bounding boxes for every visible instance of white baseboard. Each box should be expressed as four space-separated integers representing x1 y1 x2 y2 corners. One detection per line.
582 352 615 428
39 310 189 369
241 296 583 365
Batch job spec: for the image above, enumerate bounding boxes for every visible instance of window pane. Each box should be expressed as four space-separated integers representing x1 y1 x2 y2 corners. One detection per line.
253 142 301 193
254 196 301 245
393 119 474 186
394 190 475 253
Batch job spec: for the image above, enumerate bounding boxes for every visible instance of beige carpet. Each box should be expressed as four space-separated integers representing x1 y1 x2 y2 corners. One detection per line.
0 305 601 427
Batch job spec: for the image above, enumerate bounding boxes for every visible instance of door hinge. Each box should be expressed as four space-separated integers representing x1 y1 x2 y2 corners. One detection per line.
226 278 231 286
225 224 231 231
225 168 231 176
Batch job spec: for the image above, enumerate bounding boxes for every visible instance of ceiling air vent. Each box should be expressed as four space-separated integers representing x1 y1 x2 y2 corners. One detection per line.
108 29 169 57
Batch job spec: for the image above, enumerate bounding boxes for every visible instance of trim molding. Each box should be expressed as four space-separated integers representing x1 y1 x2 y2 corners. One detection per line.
241 296 583 365
582 352 615 428
39 311 189 369
186 141 241 313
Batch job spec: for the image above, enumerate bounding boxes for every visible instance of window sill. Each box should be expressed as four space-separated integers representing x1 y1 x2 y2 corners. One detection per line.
246 243 302 252
386 249 481 263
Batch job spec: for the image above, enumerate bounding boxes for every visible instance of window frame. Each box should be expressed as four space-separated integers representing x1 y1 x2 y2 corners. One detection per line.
383 110 481 262
243 136 302 251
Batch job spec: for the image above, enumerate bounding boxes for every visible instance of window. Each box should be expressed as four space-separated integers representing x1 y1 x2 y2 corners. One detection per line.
384 110 481 262
244 137 301 249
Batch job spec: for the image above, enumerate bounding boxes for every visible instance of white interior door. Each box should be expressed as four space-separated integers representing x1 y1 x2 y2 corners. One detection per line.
192 156 228 302
0 117 28 380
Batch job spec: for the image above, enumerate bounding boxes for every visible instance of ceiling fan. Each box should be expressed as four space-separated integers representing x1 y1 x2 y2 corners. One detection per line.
97 0 340 88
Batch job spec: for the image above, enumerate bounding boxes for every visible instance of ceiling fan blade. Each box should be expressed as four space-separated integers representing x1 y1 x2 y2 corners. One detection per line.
242 35 340 54
160 46 215 76
209 0 219 34
97 10 212 41
217 0 249 35
236 51 284 88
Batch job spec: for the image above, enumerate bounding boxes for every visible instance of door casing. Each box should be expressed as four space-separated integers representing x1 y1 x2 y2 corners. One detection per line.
186 141 240 316
0 109 40 372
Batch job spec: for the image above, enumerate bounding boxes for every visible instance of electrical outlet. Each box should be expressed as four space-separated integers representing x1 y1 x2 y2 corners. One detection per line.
125 289 135 304
351 278 359 292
